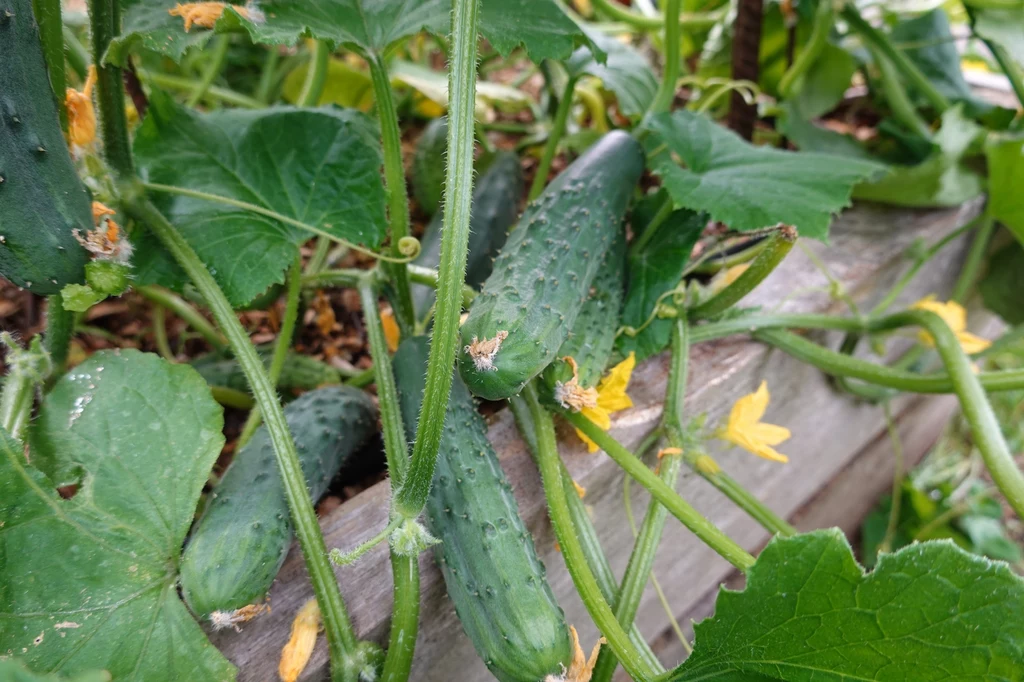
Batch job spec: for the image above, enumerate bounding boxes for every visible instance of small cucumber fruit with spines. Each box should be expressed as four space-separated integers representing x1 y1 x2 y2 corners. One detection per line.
394 336 571 682
179 385 376 618
189 345 342 395
541 227 626 402
0 0 91 294
413 150 523 318
458 131 643 400
412 116 448 217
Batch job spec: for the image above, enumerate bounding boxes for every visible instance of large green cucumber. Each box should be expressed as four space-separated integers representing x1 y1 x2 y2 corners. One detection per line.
458 131 643 400
0 0 90 294
189 345 342 394
394 337 571 682
413 150 523 318
412 116 448 217
179 385 376 618
540 227 626 401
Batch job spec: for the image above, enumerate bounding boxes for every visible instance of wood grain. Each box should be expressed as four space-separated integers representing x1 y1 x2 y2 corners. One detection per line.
214 199 989 681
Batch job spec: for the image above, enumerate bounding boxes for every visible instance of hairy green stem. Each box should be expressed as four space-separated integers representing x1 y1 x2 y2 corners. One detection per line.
88 0 133 178
650 0 681 113
689 228 796 320
951 212 994 303
591 0 724 30
358 278 409 485
63 25 89 81
136 285 227 351
367 52 415 331
236 257 303 449
152 305 174 361
778 0 833 99
869 45 932 139
298 41 330 106
137 70 264 108
255 46 281 104
32 0 67 129
842 5 950 113
565 411 755 571
0 371 34 442
187 35 230 107
523 384 657 682
43 295 74 383
528 76 577 202
380 552 419 682
702 467 796 536
125 197 361 681
394 0 480 518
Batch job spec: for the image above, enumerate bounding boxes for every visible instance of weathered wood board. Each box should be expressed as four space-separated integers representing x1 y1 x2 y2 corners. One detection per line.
215 199 991 681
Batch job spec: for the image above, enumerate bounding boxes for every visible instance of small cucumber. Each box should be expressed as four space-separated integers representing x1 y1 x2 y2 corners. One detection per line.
394 337 571 682
413 150 523 318
179 385 376 618
189 345 342 395
541 227 626 401
412 116 448 217
0 0 90 294
458 131 643 400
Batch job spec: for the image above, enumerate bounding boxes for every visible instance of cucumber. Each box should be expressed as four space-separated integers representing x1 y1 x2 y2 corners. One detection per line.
179 385 376 618
413 150 523 318
189 345 342 394
0 0 90 294
394 337 571 682
540 227 626 402
412 116 447 217
458 131 643 400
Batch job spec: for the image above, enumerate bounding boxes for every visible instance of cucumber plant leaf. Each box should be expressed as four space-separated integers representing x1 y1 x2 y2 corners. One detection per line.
1 350 234 681
642 111 885 241
132 93 386 307
980 242 1024 326
566 29 658 117
853 106 984 209
972 7 1024 71
617 202 705 362
0 660 110 682
667 529 1024 681
985 134 1024 246
109 0 599 65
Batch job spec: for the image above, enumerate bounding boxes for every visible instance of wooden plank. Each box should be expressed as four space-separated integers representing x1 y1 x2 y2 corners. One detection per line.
214 199 988 681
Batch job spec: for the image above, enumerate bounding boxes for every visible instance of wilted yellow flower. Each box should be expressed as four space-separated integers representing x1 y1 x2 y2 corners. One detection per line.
65 66 97 148
543 625 605 682
708 263 749 296
91 201 116 225
279 599 320 682
169 2 249 32
572 479 586 499
380 305 400 352
574 353 635 453
718 381 790 463
910 295 991 354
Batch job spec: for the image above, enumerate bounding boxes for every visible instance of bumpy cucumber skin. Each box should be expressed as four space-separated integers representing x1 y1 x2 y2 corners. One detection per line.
458 131 643 400
189 345 342 394
179 385 376 617
412 116 448 217
394 337 571 682
0 0 90 294
413 151 523 317
541 227 626 396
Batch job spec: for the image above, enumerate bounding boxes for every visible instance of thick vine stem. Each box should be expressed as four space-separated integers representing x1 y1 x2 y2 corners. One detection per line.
650 0 681 114
136 285 227 351
689 227 797 320
87 0 133 178
522 384 657 682
528 77 577 202
358 278 410 485
777 0 833 99
125 197 361 682
366 52 415 332
380 552 419 682
872 310 1024 518
841 5 950 114
31 0 67 129
394 0 480 519
236 256 303 449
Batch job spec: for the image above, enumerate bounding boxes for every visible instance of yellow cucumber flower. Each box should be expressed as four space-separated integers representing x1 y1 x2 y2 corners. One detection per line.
543 625 605 682
570 353 636 453
169 2 250 32
380 305 400 352
910 295 991 354
65 66 97 148
279 599 320 682
718 381 790 463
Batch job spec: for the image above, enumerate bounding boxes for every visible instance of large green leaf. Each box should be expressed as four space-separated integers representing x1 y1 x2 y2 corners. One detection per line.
668 529 1024 681
566 29 658 117
788 43 857 120
986 135 1024 246
132 94 386 307
617 203 704 362
1 351 233 681
980 241 1024 326
108 0 597 65
0 660 110 682
642 111 884 241
973 8 1024 71
854 106 984 208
